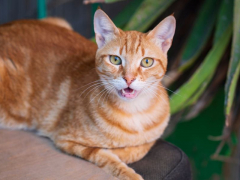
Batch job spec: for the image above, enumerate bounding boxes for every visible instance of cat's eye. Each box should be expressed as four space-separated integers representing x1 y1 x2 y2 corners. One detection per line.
109 55 122 65
141 58 154 68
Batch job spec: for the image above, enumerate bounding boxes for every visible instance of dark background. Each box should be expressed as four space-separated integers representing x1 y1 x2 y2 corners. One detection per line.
0 0 131 38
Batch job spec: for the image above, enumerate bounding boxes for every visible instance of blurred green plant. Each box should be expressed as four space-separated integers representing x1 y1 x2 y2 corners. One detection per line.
123 0 176 32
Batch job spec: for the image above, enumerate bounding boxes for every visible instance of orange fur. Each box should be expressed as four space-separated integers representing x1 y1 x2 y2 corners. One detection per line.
41 17 73 30
0 10 175 180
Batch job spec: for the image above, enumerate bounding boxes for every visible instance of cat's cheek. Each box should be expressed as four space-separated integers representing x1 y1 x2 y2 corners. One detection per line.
140 69 156 81
158 72 164 79
98 64 118 78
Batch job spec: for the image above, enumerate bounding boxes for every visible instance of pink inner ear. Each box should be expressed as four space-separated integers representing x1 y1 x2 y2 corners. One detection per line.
162 39 172 53
94 10 119 49
96 33 105 48
148 16 176 54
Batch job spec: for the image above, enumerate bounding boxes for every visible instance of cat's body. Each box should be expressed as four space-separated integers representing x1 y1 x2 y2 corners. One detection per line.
0 10 175 180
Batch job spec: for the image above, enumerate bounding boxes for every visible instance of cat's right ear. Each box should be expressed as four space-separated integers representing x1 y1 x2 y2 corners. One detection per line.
94 9 119 48
147 15 176 54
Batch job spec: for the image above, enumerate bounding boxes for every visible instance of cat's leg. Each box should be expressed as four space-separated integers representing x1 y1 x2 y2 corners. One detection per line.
110 141 156 164
55 140 144 180
0 115 30 130
0 57 33 130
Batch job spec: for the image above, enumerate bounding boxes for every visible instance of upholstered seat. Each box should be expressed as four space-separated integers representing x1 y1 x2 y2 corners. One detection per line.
0 129 191 180
130 139 192 180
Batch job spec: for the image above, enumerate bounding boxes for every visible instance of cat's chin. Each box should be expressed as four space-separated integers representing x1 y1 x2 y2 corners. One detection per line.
117 87 140 100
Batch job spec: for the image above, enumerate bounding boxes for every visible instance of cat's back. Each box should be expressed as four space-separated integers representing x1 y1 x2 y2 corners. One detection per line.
0 20 98 130
0 19 98 90
0 19 97 61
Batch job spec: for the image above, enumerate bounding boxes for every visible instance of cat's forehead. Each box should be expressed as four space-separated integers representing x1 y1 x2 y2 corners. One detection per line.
97 30 167 68
118 31 145 57
111 30 166 62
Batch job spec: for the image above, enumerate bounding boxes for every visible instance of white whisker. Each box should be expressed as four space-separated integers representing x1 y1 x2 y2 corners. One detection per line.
82 84 106 99
79 81 108 97
97 88 110 106
74 79 103 91
90 87 109 103
143 85 168 105
144 80 181 97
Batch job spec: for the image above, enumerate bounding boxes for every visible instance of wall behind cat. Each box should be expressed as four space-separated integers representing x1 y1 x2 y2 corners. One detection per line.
0 0 130 38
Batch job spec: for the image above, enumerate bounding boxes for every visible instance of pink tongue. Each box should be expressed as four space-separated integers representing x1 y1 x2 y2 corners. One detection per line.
124 87 133 93
122 87 136 98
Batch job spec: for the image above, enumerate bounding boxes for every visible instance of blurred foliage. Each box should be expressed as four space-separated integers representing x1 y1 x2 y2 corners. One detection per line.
123 0 175 32
167 89 226 180
179 0 219 72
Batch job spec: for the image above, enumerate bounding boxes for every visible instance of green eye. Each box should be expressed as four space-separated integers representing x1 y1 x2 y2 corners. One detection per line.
141 58 154 68
110 55 122 65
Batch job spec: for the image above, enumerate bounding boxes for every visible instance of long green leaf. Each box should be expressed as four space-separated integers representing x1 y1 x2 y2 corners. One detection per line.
123 0 175 32
214 0 233 43
113 0 144 28
225 0 240 115
170 25 232 114
180 75 213 110
175 0 234 111
179 0 220 72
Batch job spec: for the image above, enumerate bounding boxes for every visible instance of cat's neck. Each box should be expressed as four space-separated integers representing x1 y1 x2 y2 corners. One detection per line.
86 82 169 134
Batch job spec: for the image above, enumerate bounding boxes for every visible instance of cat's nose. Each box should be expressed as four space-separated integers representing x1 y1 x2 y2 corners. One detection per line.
123 76 136 86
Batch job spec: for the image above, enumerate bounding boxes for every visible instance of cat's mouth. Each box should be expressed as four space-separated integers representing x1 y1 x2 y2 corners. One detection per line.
118 87 139 99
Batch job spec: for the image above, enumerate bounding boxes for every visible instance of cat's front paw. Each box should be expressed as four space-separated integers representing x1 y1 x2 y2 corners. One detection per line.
118 174 143 180
118 168 144 180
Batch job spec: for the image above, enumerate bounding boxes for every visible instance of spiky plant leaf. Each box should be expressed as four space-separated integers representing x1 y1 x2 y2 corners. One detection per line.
214 0 233 43
180 75 212 111
123 0 175 32
175 0 233 112
224 0 240 116
170 25 232 114
179 0 220 72
113 0 144 28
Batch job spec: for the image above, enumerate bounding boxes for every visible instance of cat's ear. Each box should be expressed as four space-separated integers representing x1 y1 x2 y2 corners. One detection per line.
147 15 176 54
94 9 119 48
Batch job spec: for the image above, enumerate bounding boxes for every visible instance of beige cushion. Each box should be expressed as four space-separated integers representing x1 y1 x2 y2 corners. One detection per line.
0 129 116 180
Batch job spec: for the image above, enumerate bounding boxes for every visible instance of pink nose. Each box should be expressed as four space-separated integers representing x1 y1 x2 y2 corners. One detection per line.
123 76 136 86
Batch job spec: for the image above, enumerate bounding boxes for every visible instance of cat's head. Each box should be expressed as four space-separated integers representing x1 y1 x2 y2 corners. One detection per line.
94 9 175 101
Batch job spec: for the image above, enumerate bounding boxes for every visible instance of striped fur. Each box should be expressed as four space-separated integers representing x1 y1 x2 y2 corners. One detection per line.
0 10 175 180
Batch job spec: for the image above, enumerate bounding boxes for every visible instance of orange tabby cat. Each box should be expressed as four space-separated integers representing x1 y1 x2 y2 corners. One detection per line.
0 9 175 180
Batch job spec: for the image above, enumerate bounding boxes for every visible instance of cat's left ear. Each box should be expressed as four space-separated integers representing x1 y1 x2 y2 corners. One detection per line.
94 9 119 48
147 15 176 54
